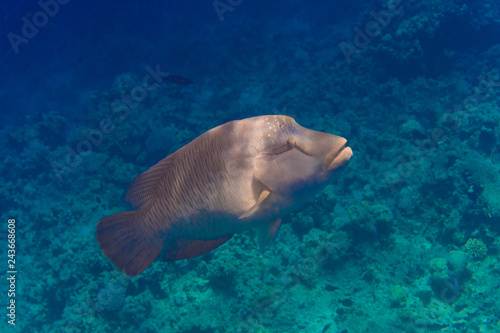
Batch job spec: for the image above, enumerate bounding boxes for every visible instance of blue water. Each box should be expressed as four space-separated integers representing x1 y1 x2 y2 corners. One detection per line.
1 0 500 332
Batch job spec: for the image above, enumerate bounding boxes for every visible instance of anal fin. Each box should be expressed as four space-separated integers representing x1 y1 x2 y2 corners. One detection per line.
163 235 233 261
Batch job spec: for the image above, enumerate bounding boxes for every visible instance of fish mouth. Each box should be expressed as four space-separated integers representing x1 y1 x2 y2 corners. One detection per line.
322 143 353 172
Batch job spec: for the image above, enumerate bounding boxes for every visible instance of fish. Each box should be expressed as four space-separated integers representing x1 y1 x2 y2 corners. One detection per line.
97 115 353 276
322 323 333 333
165 75 193 85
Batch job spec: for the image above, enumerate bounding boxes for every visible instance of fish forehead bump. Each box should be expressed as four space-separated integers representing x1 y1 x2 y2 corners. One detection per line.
256 115 296 126
248 115 302 147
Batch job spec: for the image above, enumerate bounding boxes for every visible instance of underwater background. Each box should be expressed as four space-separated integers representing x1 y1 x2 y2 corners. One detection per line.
1 0 500 332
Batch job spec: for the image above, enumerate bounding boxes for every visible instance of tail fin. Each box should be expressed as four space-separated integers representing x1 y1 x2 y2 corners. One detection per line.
96 211 162 276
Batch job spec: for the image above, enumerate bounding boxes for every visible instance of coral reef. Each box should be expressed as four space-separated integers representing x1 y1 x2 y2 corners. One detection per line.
1 0 499 332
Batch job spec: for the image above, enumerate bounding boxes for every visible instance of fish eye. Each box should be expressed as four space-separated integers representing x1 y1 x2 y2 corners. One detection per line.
264 138 301 155
264 139 294 155
272 144 292 154
290 138 312 156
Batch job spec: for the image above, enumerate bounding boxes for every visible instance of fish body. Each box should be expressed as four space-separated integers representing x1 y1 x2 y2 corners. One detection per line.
97 115 352 275
165 75 193 85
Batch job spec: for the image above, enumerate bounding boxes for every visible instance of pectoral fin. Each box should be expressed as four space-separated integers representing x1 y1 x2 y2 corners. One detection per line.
239 190 271 219
257 218 282 251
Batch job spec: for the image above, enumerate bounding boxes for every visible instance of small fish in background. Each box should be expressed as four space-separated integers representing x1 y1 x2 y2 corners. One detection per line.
97 115 353 276
165 75 193 85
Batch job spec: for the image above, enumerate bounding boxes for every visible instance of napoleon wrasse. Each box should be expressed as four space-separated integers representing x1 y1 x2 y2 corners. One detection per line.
97 115 352 276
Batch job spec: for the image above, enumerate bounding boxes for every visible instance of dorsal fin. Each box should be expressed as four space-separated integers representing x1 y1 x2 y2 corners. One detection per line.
126 127 232 211
126 155 177 209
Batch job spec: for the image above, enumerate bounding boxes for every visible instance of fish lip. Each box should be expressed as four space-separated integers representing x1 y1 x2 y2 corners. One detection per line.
322 144 352 172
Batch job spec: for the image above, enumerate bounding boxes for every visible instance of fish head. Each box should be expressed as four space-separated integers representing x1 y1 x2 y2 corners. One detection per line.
252 115 352 200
